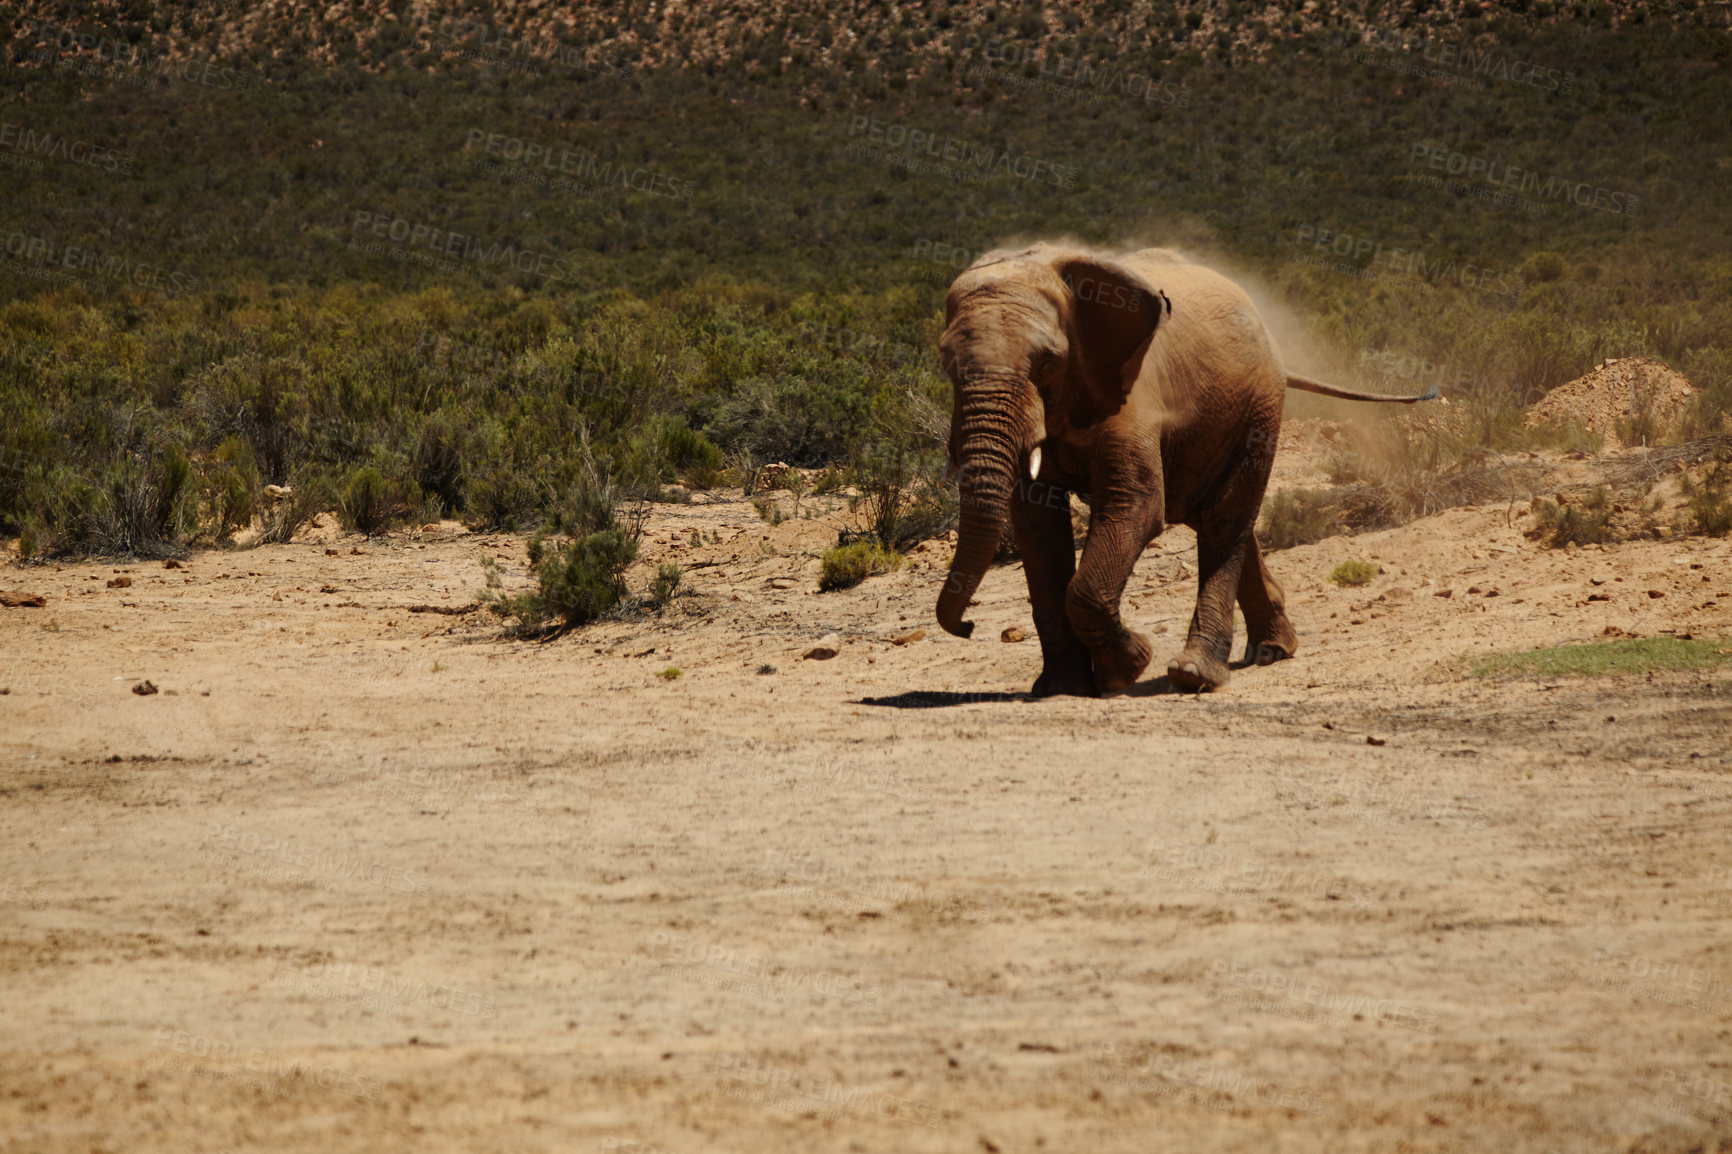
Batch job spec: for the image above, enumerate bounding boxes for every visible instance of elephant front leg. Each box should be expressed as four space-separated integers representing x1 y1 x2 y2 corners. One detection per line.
1065 493 1162 698
1011 478 1094 698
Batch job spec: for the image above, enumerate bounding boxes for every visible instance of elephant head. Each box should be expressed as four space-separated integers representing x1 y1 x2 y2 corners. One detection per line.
934 251 1167 638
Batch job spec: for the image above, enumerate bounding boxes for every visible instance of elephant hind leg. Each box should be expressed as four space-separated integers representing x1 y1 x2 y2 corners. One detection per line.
1167 521 1248 693
1238 535 1298 666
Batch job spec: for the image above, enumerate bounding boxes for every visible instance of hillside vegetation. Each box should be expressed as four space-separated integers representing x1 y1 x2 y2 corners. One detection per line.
1 0 1729 555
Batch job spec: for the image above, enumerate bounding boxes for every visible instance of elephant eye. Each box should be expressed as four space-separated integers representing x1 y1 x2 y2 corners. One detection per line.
1037 353 1058 376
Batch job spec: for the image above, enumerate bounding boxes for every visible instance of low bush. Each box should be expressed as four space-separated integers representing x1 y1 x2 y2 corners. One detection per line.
1328 559 1378 586
1528 487 1614 547
1683 463 1732 536
503 528 640 632
1259 488 1341 551
820 541 902 591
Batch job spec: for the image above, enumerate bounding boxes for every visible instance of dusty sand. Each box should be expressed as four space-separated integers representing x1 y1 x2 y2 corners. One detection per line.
3 455 1731 1153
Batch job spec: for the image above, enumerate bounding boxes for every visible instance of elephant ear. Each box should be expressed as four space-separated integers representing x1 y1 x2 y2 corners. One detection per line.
1055 257 1165 424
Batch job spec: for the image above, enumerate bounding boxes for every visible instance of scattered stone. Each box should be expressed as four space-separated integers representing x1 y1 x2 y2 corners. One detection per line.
421 523 440 533
1466 586 1481 595
1001 627 1027 643
264 484 293 498
892 629 926 646
106 576 132 589
1435 589 1453 598
1366 735 1386 746
769 578 797 590
350 548 365 555
0 591 46 608
1647 589 1665 599
803 646 838 661
320 584 338 594
163 559 183 569
326 549 340 556
1484 588 1500 597
132 680 158 696
1588 593 1610 602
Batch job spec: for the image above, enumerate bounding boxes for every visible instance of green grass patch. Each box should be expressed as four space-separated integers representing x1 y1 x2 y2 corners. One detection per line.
819 541 902 591
1471 637 1732 679
1329 560 1379 587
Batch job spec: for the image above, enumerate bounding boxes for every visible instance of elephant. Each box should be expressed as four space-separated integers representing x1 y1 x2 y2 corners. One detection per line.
932 244 1436 696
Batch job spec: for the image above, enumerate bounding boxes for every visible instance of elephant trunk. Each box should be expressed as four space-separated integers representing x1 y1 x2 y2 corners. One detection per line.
936 384 1030 639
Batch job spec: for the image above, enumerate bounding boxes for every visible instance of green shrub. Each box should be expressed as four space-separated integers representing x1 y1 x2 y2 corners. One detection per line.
339 465 417 536
509 529 639 630
1528 487 1614 547
656 666 682 680
1259 488 1341 551
1472 637 1732 679
1328 559 1378 586
648 562 683 608
659 418 725 488
207 436 259 540
753 494 785 525
819 541 902 591
1684 463 1732 536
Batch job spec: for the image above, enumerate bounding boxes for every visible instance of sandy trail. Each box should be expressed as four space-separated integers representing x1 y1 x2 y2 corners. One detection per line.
2 477 1731 1153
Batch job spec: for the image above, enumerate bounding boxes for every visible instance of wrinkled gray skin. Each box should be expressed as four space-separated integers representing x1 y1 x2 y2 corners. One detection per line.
934 244 1433 695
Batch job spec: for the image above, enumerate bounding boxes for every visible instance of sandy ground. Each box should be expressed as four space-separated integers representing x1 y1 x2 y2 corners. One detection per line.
3 451 1732 1154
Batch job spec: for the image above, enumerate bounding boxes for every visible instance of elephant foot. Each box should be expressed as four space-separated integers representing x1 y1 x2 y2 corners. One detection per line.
1091 630 1153 697
1244 614 1298 666
1031 659 1097 699
1167 646 1231 693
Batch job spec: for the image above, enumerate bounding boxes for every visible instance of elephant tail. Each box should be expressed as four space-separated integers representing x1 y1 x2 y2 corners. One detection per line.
1285 373 1439 404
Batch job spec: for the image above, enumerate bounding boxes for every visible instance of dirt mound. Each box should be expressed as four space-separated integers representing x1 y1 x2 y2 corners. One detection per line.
1525 357 1694 450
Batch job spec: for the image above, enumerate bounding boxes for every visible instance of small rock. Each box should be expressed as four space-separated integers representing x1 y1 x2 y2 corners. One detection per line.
1001 627 1027 643
1434 589 1453 598
132 680 159 696
892 629 926 646
769 578 797 590
320 584 338 594
1366 735 1386 747
1466 586 1481 595
1587 593 1610 602
1647 589 1665 599
1484 588 1500 597
421 523 440 532
326 549 340 556
1590 577 1606 586
803 646 838 661
107 576 133 589
163 559 183 569
264 484 292 498
0 591 46 608
350 548 365 556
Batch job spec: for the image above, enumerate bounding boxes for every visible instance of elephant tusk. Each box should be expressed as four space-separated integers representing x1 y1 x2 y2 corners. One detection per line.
1027 446 1042 481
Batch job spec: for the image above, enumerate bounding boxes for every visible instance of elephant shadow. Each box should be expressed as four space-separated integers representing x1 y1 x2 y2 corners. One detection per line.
858 652 1272 706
